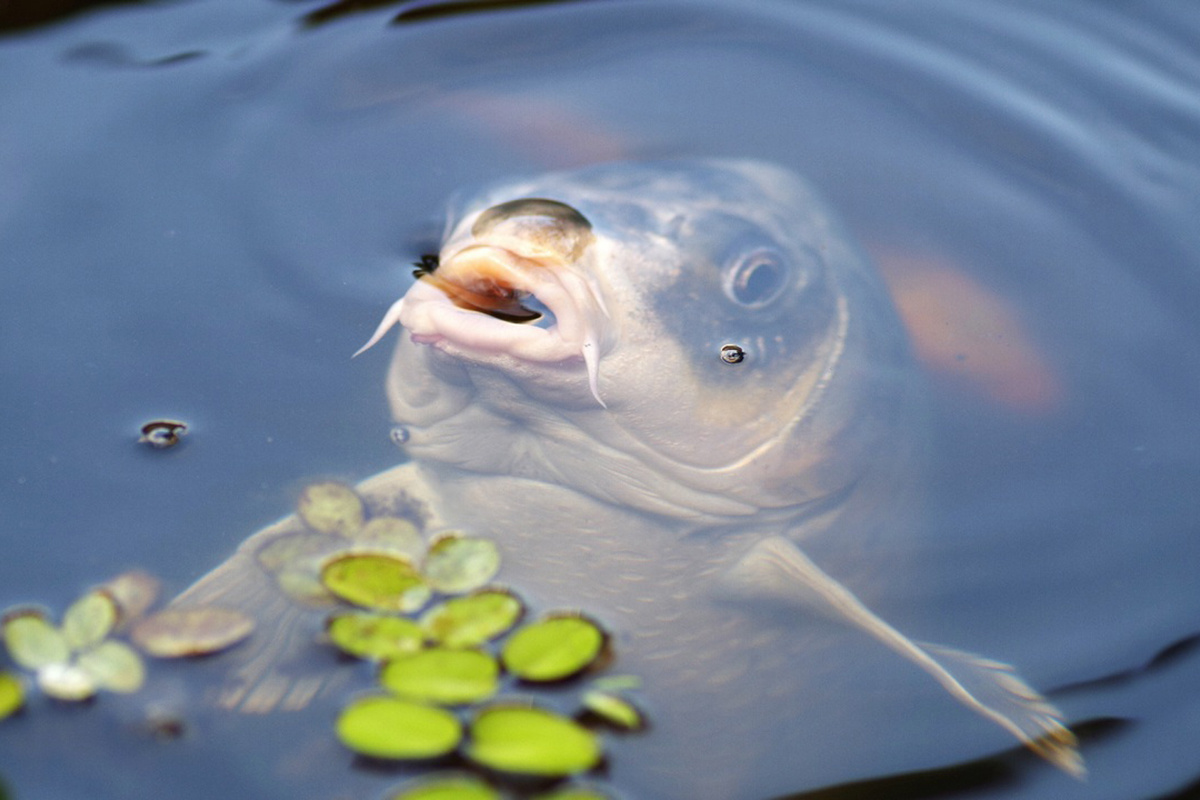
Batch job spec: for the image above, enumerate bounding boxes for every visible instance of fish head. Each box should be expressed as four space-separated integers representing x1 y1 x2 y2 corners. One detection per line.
373 160 914 522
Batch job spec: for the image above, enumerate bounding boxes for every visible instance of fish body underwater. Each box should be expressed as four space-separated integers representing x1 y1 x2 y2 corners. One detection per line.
174 160 1080 796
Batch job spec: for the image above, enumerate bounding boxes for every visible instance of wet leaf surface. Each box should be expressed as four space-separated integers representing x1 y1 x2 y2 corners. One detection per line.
336 695 462 760
420 590 523 648
0 672 24 719
581 688 643 731
380 648 499 705
321 552 431 613
501 615 605 682
76 640 145 693
386 774 501 800
422 536 500 594
327 612 426 661
466 705 601 777
2 611 69 671
61 591 118 651
298 481 365 537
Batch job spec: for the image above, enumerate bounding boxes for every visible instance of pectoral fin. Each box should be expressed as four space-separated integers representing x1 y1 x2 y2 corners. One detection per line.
721 536 1084 777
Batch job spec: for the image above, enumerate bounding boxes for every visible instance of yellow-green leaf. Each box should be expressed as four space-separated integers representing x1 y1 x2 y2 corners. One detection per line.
420 590 523 649
62 591 118 651
501 615 606 682
386 775 501 800
76 641 145 693
326 613 425 661
0 672 24 719
581 688 644 731
3 611 69 670
321 553 430 613
466 705 601 777
422 536 500 595
335 695 461 760
380 648 498 706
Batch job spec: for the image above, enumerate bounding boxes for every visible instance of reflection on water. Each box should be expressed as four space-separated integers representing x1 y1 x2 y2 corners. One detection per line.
1 1 1199 799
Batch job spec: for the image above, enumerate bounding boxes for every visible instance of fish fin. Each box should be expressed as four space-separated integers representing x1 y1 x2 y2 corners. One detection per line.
169 526 345 714
352 296 406 358
721 536 1084 777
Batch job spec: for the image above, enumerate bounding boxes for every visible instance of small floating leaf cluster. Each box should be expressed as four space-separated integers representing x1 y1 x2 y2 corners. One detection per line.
0 570 254 709
286 482 646 798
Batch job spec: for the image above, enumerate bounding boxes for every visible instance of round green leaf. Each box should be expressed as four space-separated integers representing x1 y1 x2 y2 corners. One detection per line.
321 553 430 613
327 613 424 661
3 611 69 670
420 590 523 649
466 705 601 776
335 695 461 760
76 641 145 693
422 536 500 594
0 672 24 719
298 482 365 537
62 591 118 650
381 648 498 706
501 616 606 682
581 689 644 731
387 775 501 800
131 606 255 658
37 662 97 701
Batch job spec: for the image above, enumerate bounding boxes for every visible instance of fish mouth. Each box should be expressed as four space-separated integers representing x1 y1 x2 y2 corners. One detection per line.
354 244 610 405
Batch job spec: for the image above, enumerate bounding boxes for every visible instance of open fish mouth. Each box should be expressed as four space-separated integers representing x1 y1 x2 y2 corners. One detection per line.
354 243 610 405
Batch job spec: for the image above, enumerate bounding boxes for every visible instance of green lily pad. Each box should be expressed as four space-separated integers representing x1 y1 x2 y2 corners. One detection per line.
386 775 501 800
2 610 69 670
420 590 523 649
0 672 24 719
321 552 431 613
327 613 425 661
76 641 145 693
422 535 500 595
466 705 601 777
298 482 365 537
37 662 97 701
335 695 461 760
62 591 118 651
501 615 606 682
581 688 644 731
381 648 498 705
356 516 425 559
131 606 255 658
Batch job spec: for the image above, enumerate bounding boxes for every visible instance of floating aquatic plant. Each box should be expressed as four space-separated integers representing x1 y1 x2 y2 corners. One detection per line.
501 615 606 683
326 612 425 661
335 694 462 759
422 535 501 594
321 552 432 613
380 648 499 706
1 592 144 701
420 589 524 648
130 606 255 659
465 704 602 777
386 774 500 800
0 672 24 720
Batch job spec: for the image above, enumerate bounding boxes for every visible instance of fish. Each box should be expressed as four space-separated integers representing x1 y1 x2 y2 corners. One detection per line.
171 159 1082 794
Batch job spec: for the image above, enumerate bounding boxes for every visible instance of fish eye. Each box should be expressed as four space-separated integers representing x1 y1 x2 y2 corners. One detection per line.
723 248 789 308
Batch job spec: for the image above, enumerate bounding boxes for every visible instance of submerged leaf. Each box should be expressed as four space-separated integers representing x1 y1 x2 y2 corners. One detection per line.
0 672 24 719
381 648 498 706
131 606 255 658
420 590 523 649
37 662 97 701
61 591 118 651
298 482 365 537
336 695 461 760
356 516 425 558
326 613 425 661
466 705 601 777
3 611 69 670
321 552 431 613
76 641 145 693
387 775 501 800
100 571 161 628
422 536 500 595
501 615 606 682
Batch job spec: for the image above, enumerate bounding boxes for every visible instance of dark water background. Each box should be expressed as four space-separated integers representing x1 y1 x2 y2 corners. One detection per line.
2 1 1199 798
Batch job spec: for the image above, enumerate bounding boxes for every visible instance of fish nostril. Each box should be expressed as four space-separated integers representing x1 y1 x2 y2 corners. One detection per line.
472 198 594 262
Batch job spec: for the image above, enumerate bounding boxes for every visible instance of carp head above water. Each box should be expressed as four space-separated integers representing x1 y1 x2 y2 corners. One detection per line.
175 160 1081 793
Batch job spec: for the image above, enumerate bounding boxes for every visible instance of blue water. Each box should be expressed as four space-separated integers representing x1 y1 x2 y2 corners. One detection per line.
2 1 1199 798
